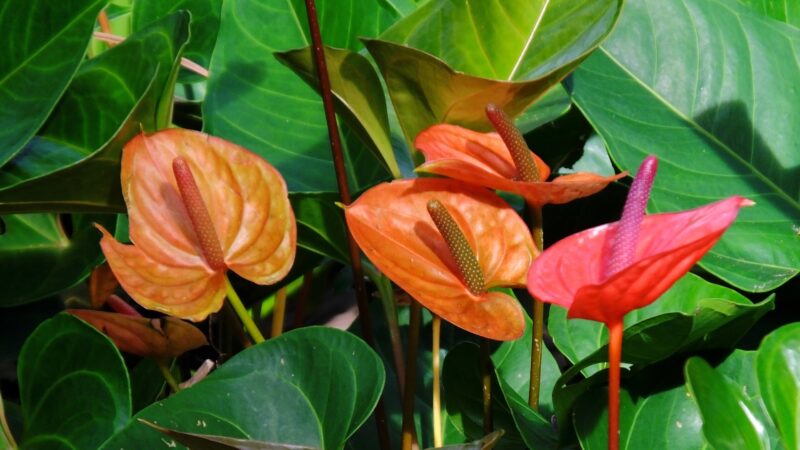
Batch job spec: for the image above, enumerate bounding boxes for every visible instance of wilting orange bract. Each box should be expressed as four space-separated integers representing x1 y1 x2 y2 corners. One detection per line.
527 196 752 325
345 178 536 340
415 124 626 206
98 129 296 321
68 309 208 359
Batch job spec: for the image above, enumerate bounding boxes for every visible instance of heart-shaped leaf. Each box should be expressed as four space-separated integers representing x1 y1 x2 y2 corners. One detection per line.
0 0 108 167
18 314 130 449
756 322 800 448
101 327 384 450
203 0 403 192
569 0 800 291
0 12 191 213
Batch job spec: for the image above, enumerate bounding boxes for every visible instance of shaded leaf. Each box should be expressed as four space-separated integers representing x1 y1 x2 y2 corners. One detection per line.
570 0 800 291
291 192 349 263
756 322 800 448
140 420 317 449
426 430 505 450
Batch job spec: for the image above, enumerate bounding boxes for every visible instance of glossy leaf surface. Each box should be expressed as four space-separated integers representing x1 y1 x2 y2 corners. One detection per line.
0 12 190 213
756 322 800 448
100 129 296 321
141 420 316 450
738 0 800 26
570 0 800 291
101 327 384 450
346 178 535 340
0 0 108 167
203 0 400 192
529 196 751 325
18 314 130 449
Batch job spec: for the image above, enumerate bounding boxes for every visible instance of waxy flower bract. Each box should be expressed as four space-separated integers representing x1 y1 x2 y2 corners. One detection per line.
98 129 296 321
345 178 536 340
415 124 625 206
527 196 753 325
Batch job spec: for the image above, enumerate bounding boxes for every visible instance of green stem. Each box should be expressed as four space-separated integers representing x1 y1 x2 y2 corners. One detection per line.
432 315 442 448
157 359 181 393
364 263 406 396
528 205 544 410
271 287 288 338
0 389 18 449
225 276 265 344
402 302 422 450
480 338 493 434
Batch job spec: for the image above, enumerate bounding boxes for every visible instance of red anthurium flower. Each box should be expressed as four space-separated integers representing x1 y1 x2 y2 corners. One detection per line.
414 123 626 207
345 178 536 340
98 129 296 322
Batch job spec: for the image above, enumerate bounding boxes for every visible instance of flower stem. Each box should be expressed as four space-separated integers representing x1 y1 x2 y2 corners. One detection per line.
607 320 624 450
0 389 18 449
402 302 422 450
432 314 442 448
364 263 406 396
271 287 287 338
480 338 494 434
225 276 265 344
157 359 181 394
528 205 544 410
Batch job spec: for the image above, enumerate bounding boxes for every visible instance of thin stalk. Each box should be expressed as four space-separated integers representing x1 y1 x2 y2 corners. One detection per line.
607 320 624 450
157 359 181 393
364 263 406 396
527 205 544 410
0 389 18 449
97 10 113 49
271 287 288 338
302 0 390 448
432 315 442 448
402 302 422 450
480 339 493 434
225 276 265 344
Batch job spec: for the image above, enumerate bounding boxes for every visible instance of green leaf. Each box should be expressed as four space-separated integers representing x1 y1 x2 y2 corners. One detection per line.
277 46 401 179
737 0 800 27
291 192 349 263
0 0 109 167
426 430 505 450
203 0 401 192
757 322 800 448
368 0 622 144
569 0 800 291
0 12 191 213
140 420 317 449
549 273 774 376
18 314 131 449
515 84 572 134
133 0 222 82
102 327 384 450
0 214 116 306
129 359 166 414
685 357 770 450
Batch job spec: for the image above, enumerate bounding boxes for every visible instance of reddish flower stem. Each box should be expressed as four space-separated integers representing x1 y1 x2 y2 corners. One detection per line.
301 1 390 448
607 320 623 450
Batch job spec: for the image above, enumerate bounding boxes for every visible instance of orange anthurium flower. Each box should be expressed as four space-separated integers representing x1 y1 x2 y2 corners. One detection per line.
414 123 626 207
345 178 536 340
98 129 296 322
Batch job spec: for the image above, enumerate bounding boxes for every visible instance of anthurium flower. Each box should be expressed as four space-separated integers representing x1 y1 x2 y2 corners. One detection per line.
414 120 626 207
98 129 296 322
345 178 536 340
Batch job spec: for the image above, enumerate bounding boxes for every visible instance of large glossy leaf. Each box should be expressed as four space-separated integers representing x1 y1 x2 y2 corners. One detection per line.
276 46 401 179
132 0 221 82
738 0 800 26
549 273 774 376
102 327 384 450
368 0 622 144
17 314 130 449
756 322 800 448
685 357 770 450
0 12 191 213
203 0 401 192
0 0 108 167
0 214 116 306
569 0 800 291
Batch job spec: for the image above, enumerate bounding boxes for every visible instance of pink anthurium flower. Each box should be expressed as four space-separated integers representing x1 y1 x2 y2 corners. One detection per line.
345 178 536 340
414 120 626 207
98 129 296 322
527 155 752 450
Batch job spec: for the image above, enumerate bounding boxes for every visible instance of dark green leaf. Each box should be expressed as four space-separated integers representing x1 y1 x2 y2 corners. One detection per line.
685 357 769 450
515 84 572 134
130 358 165 414
277 46 401 179
756 322 800 448
102 327 384 449
203 0 401 192
425 430 505 450
140 420 317 449
0 12 191 213
291 192 349 263
570 0 800 291
18 314 130 449
0 214 115 306
0 0 108 167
